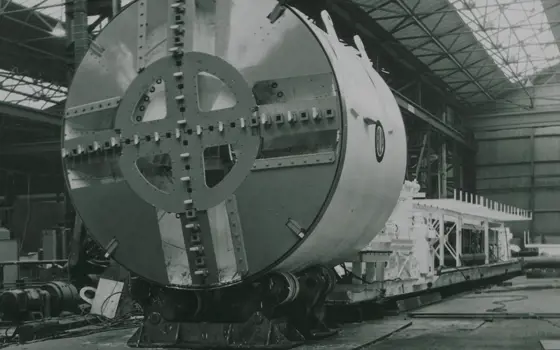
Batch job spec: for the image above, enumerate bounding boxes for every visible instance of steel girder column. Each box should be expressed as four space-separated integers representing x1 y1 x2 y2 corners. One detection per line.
64 0 90 242
426 132 434 197
440 139 447 198
112 0 121 18
66 0 89 68
439 107 463 199
483 220 489 264
395 78 473 197
408 131 429 183
419 115 446 200
440 138 466 199
400 85 472 199
438 107 448 198
453 142 463 191
406 125 432 196
456 216 462 267
528 128 539 242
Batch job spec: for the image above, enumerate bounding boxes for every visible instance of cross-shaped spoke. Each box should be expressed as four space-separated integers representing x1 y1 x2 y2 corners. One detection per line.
109 52 260 213
63 129 121 156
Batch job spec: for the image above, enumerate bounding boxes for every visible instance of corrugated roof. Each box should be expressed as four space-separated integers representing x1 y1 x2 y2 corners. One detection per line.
0 0 134 110
0 0 68 109
352 0 560 108
2 0 559 111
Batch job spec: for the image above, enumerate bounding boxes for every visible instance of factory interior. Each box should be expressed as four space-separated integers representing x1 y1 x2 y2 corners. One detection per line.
4 0 560 349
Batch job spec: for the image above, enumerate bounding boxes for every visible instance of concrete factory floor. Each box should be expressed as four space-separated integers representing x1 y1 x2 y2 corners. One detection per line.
369 276 560 350
5 276 560 350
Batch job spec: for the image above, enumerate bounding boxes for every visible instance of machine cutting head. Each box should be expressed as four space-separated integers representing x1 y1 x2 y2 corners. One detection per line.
61 0 407 289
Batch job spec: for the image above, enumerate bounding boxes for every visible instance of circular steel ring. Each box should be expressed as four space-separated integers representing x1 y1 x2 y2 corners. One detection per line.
114 53 260 213
375 121 386 163
277 272 300 305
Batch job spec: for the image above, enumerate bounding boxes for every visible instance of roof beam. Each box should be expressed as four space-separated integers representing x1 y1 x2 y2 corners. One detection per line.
0 101 62 126
0 1 69 87
0 140 60 155
391 0 494 102
0 40 68 87
391 88 474 150
324 0 470 110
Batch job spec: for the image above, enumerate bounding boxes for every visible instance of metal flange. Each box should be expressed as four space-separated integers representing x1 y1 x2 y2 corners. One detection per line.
65 53 261 213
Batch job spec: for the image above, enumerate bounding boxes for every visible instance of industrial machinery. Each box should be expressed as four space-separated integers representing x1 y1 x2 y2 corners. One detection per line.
339 183 529 305
0 281 80 322
61 0 407 348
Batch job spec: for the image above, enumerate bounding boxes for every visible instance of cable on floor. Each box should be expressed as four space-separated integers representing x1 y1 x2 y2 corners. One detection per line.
339 264 402 284
461 294 529 313
0 288 143 348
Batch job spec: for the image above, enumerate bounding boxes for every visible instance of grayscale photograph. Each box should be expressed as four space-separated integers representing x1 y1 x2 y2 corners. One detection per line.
0 0 558 349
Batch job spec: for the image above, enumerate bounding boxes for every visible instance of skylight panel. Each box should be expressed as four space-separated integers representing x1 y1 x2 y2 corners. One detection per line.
12 0 65 22
0 70 67 110
450 0 560 83
11 0 136 35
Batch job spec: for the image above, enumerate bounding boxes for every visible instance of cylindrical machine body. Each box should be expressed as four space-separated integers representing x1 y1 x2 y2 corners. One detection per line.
41 281 81 316
523 256 560 269
0 288 48 321
0 282 79 321
62 0 407 289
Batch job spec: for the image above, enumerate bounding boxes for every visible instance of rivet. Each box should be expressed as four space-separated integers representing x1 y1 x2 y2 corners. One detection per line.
287 111 296 123
170 24 184 34
154 132 160 142
218 121 224 133
180 152 190 158
312 107 321 120
180 176 191 182
175 95 185 102
184 199 193 206
169 47 183 56
133 135 140 145
260 113 271 125
239 118 246 129
176 128 181 139
196 125 202 136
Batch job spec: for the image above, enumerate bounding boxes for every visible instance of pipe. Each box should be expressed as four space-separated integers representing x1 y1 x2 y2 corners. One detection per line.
112 0 121 18
0 259 67 266
71 0 89 66
522 256 560 269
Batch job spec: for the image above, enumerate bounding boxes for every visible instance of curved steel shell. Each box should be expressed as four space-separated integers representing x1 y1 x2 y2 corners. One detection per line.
62 0 407 289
